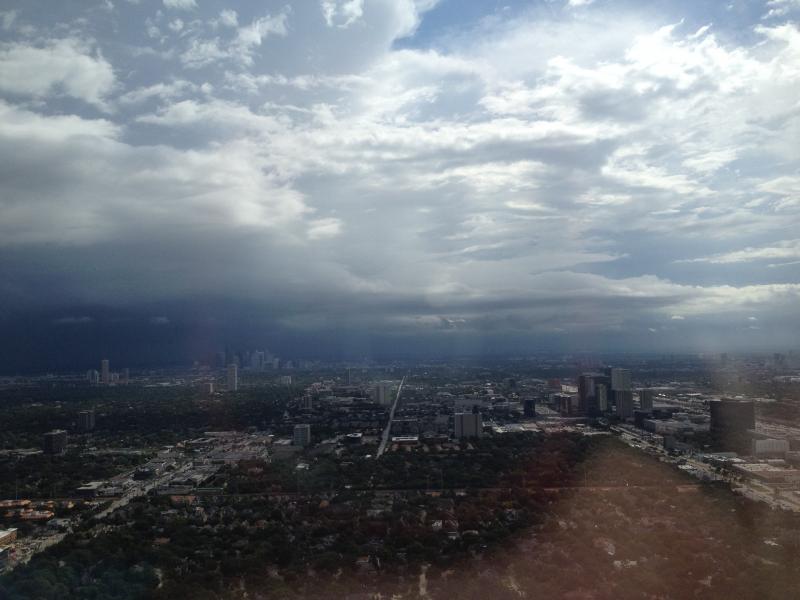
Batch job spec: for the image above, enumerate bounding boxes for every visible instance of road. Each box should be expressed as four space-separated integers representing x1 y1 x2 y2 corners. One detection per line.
611 424 800 512
376 376 406 458
5 452 201 572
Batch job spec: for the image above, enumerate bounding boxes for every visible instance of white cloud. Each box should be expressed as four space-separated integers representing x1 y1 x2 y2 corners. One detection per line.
307 217 343 240
180 38 227 68
118 80 197 105
0 101 309 247
678 240 800 265
763 0 800 19
136 98 282 135
217 9 238 28
322 0 365 28
180 10 289 68
235 10 289 54
0 39 115 108
163 0 196 10
759 175 800 207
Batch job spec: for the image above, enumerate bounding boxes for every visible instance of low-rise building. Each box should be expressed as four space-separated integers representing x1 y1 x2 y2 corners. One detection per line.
0 528 17 546
732 462 800 484
753 438 790 458
43 429 68 454
293 424 311 447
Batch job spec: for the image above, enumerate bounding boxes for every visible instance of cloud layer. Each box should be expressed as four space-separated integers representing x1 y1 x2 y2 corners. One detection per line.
0 0 798 362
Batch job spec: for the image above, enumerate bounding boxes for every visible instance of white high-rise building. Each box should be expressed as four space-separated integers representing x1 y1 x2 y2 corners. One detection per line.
454 412 483 439
293 424 311 447
100 359 110 385
227 364 238 392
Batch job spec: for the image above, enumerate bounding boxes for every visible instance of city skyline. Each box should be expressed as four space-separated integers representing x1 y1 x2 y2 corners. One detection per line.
1 0 799 368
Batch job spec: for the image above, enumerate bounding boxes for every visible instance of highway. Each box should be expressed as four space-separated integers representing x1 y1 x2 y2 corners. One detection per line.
376 376 406 458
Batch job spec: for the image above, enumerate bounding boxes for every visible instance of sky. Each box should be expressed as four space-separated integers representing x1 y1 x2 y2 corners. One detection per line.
0 0 799 368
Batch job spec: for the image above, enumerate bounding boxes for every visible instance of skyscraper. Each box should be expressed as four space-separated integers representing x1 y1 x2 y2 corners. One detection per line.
100 359 110 385
596 383 608 413
293 424 311 447
578 374 596 415
606 367 631 410
609 368 632 392
250 351 265 371
616 391 635 419
375 382 392 406
639 389 654 411
454 412 483 439
227 364 238 392
523 398 536 418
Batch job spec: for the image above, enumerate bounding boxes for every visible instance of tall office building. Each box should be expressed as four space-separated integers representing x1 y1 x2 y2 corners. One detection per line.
556 393 579 416
578 374 596 415
454 412 483 439
227 364 238 392
375 382 392 406
78 410 95 432
606 367 632 410
250 351 265 371
523 398 536 418
100 359 110 385
596 384 608 413
616 391 635 419
293 424 311 447
710 399 755 453
86 369 99 385
43 430 68 454
639 389 654 411
301 395 313 411
609 368 632 392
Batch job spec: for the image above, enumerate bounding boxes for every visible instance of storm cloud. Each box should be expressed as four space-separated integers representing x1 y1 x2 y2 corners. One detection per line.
0 0 799 368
